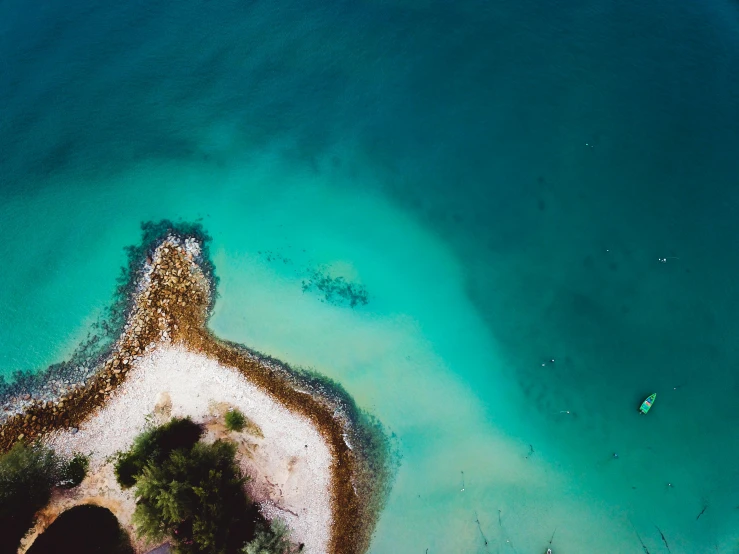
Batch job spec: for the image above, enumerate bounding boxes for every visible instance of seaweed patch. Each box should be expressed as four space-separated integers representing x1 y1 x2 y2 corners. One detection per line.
302 269 368 308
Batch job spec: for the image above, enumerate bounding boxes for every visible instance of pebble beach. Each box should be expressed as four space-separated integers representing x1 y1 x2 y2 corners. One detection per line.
1 230 388 554
43 345 333 553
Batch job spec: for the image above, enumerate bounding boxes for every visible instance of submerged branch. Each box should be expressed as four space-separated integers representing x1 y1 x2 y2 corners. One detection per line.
655 525 671 553
474 511 489 549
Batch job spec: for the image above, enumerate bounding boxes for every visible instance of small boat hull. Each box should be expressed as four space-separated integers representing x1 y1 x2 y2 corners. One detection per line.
639 393 656 414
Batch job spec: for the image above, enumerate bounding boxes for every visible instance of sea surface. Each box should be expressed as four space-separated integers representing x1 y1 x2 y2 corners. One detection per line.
2 0 739 551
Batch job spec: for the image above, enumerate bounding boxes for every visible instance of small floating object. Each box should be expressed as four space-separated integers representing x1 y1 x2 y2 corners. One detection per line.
639 393 656 414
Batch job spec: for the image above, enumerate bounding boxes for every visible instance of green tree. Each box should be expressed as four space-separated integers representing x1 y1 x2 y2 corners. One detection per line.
0 442 59 554
132 440 250 554
115 417 202 488
240 521 293 554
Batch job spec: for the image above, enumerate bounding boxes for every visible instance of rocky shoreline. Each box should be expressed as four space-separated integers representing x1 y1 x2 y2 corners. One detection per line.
0 224 392 554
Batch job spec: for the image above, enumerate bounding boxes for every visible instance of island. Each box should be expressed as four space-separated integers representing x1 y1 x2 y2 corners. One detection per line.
0 222 392 554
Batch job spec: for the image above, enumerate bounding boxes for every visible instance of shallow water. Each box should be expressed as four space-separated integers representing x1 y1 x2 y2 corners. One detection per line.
2 0 739 551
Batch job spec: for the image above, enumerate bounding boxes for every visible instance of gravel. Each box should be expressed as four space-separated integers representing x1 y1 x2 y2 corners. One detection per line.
45 345 333 553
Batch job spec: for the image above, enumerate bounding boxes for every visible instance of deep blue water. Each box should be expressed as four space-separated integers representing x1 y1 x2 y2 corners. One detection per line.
2 0 739 551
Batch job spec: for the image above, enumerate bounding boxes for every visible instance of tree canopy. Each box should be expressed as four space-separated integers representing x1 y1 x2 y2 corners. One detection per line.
114 416 203 488
0 442 89 554
240 521 293 554
132 440 251 554
117 416 295 554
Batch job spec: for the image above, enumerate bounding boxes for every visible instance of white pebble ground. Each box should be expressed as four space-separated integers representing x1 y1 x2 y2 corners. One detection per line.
46 345 333 553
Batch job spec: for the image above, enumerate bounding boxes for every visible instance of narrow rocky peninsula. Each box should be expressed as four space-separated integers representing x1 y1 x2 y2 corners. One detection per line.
0 224 391 554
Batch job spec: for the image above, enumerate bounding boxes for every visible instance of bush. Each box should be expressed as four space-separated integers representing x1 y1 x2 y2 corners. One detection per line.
132 440 251 554
240 521 293 554
0 442 60 554
224 409 246 432
58 453 89 489
113 451 142 489
114 417 202 488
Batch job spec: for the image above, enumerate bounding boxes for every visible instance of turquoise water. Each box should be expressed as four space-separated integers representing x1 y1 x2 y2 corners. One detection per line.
2 0 739 551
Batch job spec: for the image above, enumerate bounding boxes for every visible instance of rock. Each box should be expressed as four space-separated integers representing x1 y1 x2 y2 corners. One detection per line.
71 427 78 434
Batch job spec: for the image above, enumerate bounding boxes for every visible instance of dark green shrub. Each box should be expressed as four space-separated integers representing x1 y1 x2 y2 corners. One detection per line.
224 409 246 432
114 417 202 488
0 442 59 554
58 453 89 489
240 521 293 554
132 440 251 554
113 450 142 489
27 504 134 554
